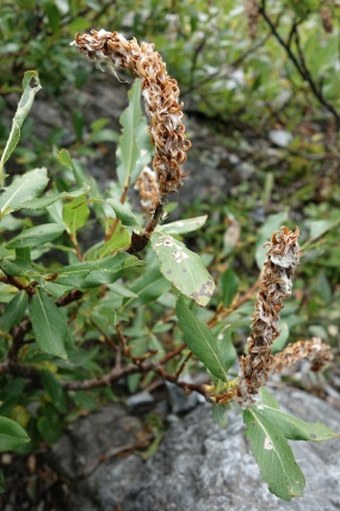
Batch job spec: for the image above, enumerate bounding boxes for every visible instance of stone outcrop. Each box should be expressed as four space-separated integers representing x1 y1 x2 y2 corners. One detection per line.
51 387 340 511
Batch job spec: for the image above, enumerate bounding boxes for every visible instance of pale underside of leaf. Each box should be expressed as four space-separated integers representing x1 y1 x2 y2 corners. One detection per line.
151 232 215 306
0 168 49 216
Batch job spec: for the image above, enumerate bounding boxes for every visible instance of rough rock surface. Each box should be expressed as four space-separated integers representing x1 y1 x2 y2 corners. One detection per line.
51 387 340 511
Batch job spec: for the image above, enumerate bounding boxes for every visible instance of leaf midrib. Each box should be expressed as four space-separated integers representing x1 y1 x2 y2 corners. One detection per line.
250 409 298 491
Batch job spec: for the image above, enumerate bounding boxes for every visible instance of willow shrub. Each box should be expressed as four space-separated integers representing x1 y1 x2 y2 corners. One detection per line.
0 33 338 501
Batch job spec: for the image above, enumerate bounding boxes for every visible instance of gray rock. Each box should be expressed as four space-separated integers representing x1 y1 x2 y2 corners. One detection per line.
52 387 340 511
166 380 206 414
126 390 154 408
51 403 143 480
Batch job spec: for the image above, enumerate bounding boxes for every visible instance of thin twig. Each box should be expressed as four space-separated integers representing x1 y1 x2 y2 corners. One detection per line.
62 363 138 390
0 274 36 296
158 343 187 365
61 357 209 397
128 200 165 253
259 0 339 126
175 351 193 380
56 289 84 307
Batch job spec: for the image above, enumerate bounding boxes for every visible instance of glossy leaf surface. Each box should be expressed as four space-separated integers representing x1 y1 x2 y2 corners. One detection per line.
176 295 228 381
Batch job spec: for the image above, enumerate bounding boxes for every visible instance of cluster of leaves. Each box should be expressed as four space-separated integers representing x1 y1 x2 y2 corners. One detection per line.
1 1 338 116
0 69 338 503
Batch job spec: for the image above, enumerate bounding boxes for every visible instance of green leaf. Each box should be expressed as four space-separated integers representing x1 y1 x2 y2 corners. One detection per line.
0 291 28 332
116 79 152 188
0 168 49 217
151 231 215 306
57 148 74 170
41 371 66 413
0 379 26 400
30 288 68 359
271 321 289 354
127 373 142 394
15 247 31 263
0 71 42 186
94 222 131 258
220 267 239 306
88 128 119 143
127 266 171 307
0 214 23 231
63 195 90 235
0 379 26 417
106 198 140 227
37 404 62 444
243 407 305 501
259 388 281 408
46 2 61 31
71 391 98 411
21 185 91 210
304 218 340 247
6 223 65 249
160 215 208 235
312 271 332 303
218 327 237 372
176 295 228 381
0 257 33 277
55 253 140 288
255 212 288 269
258 392 339 442
0 416 30 452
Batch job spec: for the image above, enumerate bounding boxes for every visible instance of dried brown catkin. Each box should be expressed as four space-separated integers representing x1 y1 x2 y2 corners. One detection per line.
72 30 191 198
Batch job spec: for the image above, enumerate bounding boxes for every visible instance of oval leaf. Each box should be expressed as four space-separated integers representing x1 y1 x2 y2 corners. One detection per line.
30 288 68 359
243 407 305 501
106 198 140 227
151 232 215 306
0 416 30 452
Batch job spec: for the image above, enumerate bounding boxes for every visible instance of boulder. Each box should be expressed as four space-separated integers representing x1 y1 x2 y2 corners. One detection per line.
51 387 340 510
